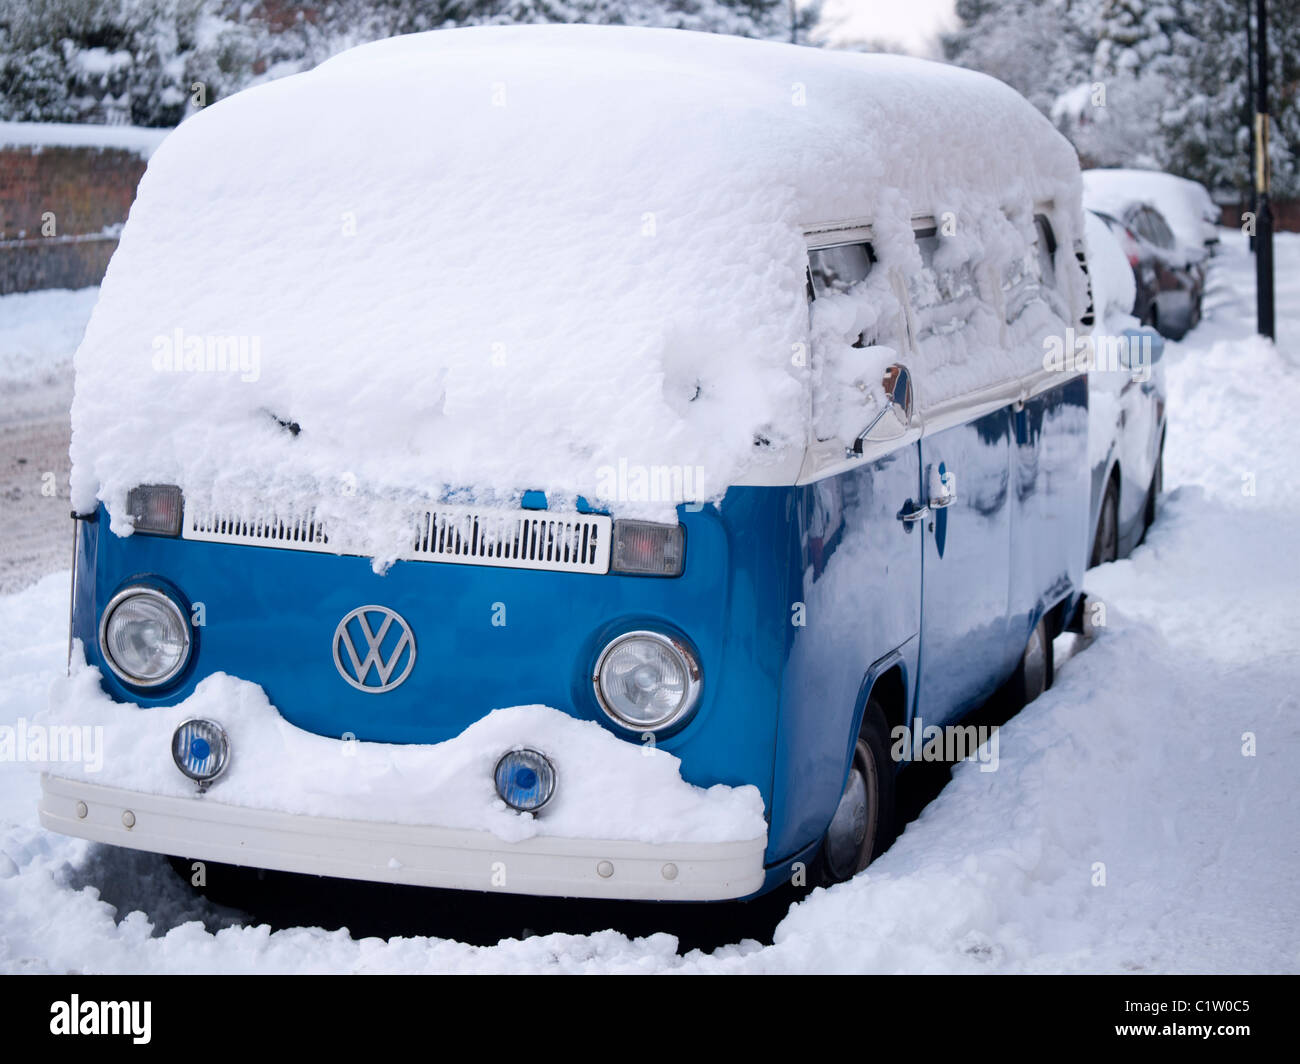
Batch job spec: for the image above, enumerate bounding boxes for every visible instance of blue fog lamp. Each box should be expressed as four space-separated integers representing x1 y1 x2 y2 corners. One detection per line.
171 719 230 791
494 749 556 812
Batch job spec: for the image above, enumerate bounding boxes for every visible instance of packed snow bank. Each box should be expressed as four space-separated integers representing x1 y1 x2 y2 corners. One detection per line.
71 25 1082 559
0 288 99 385
1082 168 1217 251
0 122 169 159
38 650 765 846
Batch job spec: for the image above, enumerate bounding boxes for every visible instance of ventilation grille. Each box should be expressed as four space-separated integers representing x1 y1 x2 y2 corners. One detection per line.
1076 246 1096 328
412 508 610 572
183 505 611 574
186 511 333 552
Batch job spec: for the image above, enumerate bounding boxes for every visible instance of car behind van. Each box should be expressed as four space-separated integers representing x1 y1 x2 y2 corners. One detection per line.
41 26 1095 902
1082 212 1167 567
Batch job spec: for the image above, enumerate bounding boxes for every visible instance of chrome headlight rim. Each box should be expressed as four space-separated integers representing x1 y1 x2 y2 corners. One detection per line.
592 628 703 733
98 584 192 690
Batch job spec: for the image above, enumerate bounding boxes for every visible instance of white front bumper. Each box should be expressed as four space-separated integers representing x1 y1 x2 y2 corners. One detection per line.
39 774 767 901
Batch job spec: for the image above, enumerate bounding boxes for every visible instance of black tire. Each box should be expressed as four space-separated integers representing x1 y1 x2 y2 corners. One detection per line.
1143 444 1163 531
815 699 896 885
1091 477 1119 567
1011 615 1054 708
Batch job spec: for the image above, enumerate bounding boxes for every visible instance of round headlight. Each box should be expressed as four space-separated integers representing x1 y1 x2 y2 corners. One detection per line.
593 630 702 731
171 718 230 788
99 586 191 688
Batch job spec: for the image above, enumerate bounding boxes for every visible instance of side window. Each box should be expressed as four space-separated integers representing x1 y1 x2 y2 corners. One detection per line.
808 242 874 298
907 228 980 341
807 237 903 444
1146 209 1175 249
1128 207 1154 244
1001 213 1065 325
808 241 877 349
1002 230 1041 326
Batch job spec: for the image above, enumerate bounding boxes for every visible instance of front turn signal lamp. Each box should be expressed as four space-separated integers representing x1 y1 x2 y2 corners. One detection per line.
125 484 183 536
611 520 684 576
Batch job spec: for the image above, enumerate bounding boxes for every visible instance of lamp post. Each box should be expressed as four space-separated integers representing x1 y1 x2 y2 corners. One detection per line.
1254 0 1275 339
1246 3 1256 251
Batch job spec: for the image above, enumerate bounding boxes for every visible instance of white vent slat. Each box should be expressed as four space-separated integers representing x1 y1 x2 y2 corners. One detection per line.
182 504 611 574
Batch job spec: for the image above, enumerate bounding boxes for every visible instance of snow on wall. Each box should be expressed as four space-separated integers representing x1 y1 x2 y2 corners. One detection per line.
0 122 170 159
70 26 1083 563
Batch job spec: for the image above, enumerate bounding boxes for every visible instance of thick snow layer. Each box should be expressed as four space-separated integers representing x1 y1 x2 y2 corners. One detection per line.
1082 211 1137 326
70 26 1082 559
1082 168 1218 251
38 654 765 845
0 121 169 158
5 230 1297 972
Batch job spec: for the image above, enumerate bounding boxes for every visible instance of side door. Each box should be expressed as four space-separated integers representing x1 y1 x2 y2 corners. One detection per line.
906 227 1015 726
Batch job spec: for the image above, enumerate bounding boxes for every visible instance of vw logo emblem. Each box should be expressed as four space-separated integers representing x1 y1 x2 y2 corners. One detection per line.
332 605 417 694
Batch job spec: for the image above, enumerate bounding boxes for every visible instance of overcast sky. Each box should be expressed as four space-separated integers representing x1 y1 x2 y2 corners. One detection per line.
815 0 958 57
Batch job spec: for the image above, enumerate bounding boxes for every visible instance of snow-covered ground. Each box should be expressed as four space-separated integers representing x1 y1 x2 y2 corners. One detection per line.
0 232 1297 972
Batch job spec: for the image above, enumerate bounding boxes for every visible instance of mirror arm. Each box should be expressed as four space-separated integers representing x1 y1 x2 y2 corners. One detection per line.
846 405 893 459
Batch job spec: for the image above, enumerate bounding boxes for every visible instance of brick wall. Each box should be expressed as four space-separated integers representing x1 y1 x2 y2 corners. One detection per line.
0 142 151 295
1217 199 1300 233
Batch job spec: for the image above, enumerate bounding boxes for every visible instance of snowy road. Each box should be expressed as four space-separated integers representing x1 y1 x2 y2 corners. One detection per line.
0 233 1297 972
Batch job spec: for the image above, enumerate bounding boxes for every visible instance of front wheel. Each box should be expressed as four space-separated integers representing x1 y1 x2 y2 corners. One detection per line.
1143 444 1163 532
1091 478 1119 567
816 699 895 885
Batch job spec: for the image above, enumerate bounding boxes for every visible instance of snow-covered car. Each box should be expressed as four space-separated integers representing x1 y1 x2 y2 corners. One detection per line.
1083 167 1220 253
1089 204 1204 341
1083 212 1167 567
41 26 1095 903
1083 170 1209 340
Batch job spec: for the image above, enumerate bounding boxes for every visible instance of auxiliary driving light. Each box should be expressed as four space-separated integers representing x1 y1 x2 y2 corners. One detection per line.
171 719 230 790
494 748 556 812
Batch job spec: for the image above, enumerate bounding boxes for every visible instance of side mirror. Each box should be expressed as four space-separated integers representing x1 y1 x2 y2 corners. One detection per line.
848 364 914 457
1118 327 1164 371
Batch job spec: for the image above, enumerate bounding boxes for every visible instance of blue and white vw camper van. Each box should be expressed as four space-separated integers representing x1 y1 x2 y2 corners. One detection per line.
41 27 1094 902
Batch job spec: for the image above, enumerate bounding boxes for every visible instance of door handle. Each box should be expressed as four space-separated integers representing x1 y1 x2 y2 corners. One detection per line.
899 502 930 524
929 470 957 509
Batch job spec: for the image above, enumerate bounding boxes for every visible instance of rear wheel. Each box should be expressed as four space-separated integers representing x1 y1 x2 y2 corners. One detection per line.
1091 478 1119 567
1011 616 1054 708
817 699 895 885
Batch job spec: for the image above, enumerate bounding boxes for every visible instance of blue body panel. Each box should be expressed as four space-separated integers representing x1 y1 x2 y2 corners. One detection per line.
72 380 1088 894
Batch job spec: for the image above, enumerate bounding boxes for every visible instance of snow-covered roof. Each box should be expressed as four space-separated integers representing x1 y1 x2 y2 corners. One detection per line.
1082 168 1218 250
71 26 1082 559
0 121 170 159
